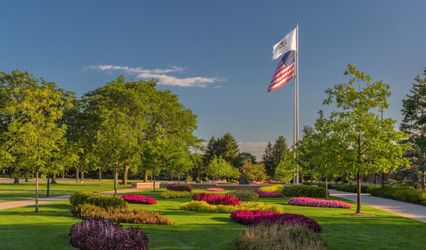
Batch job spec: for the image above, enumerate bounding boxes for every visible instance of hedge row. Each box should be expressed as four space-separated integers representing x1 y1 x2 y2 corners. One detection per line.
335 184 368 193
368 186 426 205
283 185 327 198
69 191 127 212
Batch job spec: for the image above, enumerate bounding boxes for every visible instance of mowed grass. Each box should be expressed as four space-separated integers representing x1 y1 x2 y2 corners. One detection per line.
0 189 425 250
0 180 131 202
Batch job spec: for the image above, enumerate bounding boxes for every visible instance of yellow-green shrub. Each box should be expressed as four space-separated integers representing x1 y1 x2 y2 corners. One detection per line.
160 190 191 199
179 201 284 213
258 185 284 193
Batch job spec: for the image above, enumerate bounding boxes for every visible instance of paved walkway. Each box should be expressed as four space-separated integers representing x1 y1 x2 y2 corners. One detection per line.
330 189 426 223
0 188 139 211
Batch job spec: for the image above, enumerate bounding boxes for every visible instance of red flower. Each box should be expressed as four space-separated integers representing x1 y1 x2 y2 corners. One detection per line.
122 195 157 205
192 193 241 206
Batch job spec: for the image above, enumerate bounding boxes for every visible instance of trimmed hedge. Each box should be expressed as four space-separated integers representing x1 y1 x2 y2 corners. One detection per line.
166 183 192 192
70 217 149 250
69 191 127 212
283 185 327 198
76 204 172 225
235 223 327 250
179 201 284 213
230 190 259 201
160 190 191 199
368 186 426 205
335 184 368 193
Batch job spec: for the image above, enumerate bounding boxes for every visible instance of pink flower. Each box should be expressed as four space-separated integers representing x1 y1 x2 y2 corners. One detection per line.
192 193 241 206
288 197 352 208
230 210 321 232
122 195 157 205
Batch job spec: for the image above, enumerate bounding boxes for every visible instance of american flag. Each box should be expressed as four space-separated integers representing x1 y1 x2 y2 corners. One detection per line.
268 50 296 92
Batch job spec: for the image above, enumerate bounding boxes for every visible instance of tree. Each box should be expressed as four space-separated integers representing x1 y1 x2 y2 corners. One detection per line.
216 132 240 166
0 70 72 212
205 156 239 181
323 64 410 213
235 152 257 168
275 152 296 184
400 67 426 190
241 162 267 181
262 136 290 178
262 142 274 177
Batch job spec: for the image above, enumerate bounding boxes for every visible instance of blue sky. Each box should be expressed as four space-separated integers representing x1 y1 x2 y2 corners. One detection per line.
1 1 425 158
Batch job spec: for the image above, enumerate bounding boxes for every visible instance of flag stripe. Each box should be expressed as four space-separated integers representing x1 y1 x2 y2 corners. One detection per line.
268 50 296 92
271 64 295 83
268 72 295 92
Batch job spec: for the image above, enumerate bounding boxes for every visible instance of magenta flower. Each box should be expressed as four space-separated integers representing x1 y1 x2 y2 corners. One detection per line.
288 197 352 208
122 195 157 205
192 193 241 206
206 187 224 192
231 210 321 232
255 190 282 198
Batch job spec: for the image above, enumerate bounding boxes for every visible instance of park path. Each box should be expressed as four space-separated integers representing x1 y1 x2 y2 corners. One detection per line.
0 188 138 211
330 189 426 223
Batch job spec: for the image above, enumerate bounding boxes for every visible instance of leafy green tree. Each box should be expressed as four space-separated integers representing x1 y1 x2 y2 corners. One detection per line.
400 67 426 190
323 64 410 213
235 152 257 168
262 136 290 178
275 152 296 184
205 156 239 181
203 137 218 166
241 162 266 181
0 70 72 212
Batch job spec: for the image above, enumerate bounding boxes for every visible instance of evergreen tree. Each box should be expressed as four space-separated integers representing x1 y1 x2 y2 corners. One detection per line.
262 142 274 177
401 68 426 190
216 132 240 165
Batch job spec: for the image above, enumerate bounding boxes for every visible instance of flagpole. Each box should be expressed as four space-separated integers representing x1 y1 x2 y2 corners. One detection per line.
294 22 300 185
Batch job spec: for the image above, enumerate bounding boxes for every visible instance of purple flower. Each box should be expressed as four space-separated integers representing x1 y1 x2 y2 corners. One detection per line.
122 195 157 205
192 193 241 206
255 190 282 198
288 197 352 208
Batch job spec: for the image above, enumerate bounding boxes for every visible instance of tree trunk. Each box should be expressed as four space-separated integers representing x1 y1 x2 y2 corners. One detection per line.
14 177 19 184
381 173 385 187
25 177 28 182
153 170 157 192
113 168 118 195
325 176 329 199
75 168 80 183
144 171 148 182
356 172 361 214
80 171 84 184
46 177 50 197
35 171 39 213
310 175 314 184
422 170 425 190
51 174 57 184
62 171 65 179
98 168 102 181
123 166 129 185
177 173 181 184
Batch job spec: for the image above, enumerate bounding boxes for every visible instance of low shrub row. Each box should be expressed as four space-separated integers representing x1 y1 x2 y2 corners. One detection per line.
179 201 284 213
122 194 156 205
70 218 149 250
335 184 368 193
76 204 172 225
69 191 127 212
368 186 426 205
231 210 321 232
256 190 283 198
283 185 327 198
230 190 259 201
166 183 192 192
235 223 327 250
288 197 352 208
192 193 241 206
160 190 191 199
258 184 284 193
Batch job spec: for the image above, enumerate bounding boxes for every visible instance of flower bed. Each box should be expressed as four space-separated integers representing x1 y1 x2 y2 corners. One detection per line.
76 204 172 225
258 184 284 193
192 193 241 206
160 190 191 199
166 183 192 192
70 217 149 250
122 194 156 205
288 197 352 208
231 210 321 232
230 190 259 201
180 201 284 213
69 191 127 213
206 187 224 192
256 190 282 198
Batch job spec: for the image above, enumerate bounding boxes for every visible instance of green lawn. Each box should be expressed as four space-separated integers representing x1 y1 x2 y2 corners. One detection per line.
0 180 131 202
0 190 425 249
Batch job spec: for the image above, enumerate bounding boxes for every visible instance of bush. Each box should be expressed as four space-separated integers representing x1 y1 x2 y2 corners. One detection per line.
192 193 241 206
179 201 284 213
230 190 259 201
258 185 284 193
231 210 321 232
368 185 426 205
160 190 191 199
122 194 156 205
166 183 192 192
335 184 368 193
235 223 327 250
69 191 127 212
288 197 352 208
70 217 149 250
283 185 327 198
76 204 172 225
256 190 283 198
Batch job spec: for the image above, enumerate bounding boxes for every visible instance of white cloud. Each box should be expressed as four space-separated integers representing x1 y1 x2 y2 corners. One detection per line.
87 64 221 87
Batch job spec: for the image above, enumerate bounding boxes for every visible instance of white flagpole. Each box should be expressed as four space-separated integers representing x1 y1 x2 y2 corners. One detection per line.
294 22 300 185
